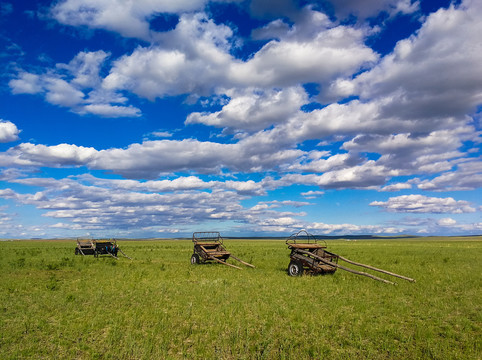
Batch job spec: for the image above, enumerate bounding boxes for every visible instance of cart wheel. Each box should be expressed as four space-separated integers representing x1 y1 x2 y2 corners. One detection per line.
288 261 303 277
191 253 200 265
75 248 79 255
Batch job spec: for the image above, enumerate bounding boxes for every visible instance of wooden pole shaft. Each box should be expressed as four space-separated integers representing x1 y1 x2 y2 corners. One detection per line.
107 252 119 260
119 248 132 260
297 249 396 285
208 255 242 270
337 255 415 282
230 254 256 268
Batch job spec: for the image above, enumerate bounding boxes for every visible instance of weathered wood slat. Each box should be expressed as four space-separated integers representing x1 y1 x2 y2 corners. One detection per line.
200 245 228 254
288 243 326 249
204 251 230 256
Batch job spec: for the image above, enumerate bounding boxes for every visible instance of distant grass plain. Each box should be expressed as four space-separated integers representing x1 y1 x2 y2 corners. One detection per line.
0 237 480 359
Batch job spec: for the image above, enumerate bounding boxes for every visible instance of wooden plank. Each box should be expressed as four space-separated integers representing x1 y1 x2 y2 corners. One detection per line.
200 245 230 255
206 251 230 256
288 243 325 249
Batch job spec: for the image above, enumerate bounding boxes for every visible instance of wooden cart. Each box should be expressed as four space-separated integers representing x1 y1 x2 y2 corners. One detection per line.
286 230 415 284
190 232 255 269
286 230 338 276
75 238 131 259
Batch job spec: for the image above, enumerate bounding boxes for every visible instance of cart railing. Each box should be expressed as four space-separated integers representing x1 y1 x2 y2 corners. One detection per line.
192 231 223 244
285 229 327 247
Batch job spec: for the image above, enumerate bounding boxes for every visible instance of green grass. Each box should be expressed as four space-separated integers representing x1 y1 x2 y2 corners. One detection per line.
0 238 481 359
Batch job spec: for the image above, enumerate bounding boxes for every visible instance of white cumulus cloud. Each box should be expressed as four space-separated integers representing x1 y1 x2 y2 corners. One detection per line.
50 0 208 40
370 194 476 213
0 121 20 143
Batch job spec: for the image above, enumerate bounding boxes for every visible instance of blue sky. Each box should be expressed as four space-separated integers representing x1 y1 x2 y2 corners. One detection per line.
0 0 480 238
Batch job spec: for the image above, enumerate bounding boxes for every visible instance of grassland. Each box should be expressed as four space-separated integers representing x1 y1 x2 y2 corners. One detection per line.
0 237 481 359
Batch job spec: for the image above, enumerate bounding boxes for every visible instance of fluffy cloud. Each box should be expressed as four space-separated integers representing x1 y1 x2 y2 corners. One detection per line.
9 73 42 94
380 183 412 192
310 221 404 235
44 78 86 107
102 8 377 101
0 138 391 188
342 127 476 175
301 190 324 199
1 170 479 237
0 143 97 167
393 215 482 234
0 121 20 143
50 0 418 43
416 158 482 191
186 87 307 133
370 195 476 213
229 10 377 88
0 175 276 234
57 50 109 88
102 12 234 99
438 217 457 226
9 51 140 117
0 138 297 178
288 153 363 173
257 200 311 208
340 1 482 122
50 0 209 40
81 104 141 117
327 0 420 20
90 139 302 177
247 100 404 150
149 131 173 138
76 174 211 192
77 173 266 195
281 161 393 189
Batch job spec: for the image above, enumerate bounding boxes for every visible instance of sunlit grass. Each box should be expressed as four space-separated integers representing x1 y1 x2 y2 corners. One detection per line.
0 238 480 359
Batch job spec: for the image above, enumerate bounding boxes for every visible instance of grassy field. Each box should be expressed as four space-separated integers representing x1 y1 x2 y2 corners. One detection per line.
0 237 481 359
